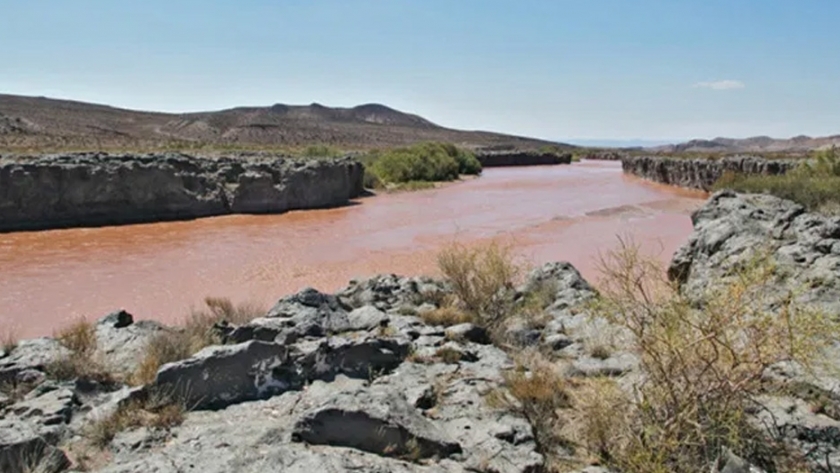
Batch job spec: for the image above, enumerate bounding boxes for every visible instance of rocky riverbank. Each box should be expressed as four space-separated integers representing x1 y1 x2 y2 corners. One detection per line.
621 155 799 190
0 153 365 232
475 150 572 167
3 191 840 472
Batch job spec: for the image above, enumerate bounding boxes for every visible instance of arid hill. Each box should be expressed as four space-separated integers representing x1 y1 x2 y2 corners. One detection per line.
0 94 564 151
651 134 840 154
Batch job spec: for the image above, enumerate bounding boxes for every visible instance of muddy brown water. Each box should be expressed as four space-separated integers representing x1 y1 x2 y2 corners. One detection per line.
0 160 707 338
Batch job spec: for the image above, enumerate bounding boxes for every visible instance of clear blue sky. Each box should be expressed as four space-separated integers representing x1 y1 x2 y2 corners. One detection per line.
1 0 838 142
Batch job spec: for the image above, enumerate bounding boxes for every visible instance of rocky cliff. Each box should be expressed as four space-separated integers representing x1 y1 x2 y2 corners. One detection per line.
475 150 572 167
621 155 799 190
0 153 365 232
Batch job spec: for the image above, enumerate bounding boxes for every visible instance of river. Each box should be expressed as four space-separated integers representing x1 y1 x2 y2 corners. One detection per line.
0 160 706 338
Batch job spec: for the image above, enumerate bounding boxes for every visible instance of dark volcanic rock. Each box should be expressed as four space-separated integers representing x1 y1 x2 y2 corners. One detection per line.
292 381 462 460
0 153 364 232
620 155 798 191
475 150 572 167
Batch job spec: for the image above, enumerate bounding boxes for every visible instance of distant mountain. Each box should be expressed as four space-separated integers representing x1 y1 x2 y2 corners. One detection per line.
0 94 565 151
651 135 840 154
563 139 679 149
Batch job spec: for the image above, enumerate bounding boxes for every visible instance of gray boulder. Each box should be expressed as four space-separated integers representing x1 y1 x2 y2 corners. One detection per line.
151 336 412 411
292 378 462 459
261 287 352 342
95 310 166 375
0 338 70 385
152 341 291 410
338 274 449 312
519 261 597 311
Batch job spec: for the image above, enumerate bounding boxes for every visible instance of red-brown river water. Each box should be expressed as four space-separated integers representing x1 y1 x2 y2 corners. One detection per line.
0 161 706 338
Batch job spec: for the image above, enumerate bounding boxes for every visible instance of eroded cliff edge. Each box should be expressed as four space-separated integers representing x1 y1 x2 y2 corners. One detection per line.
620 155 798 190
0 153 365 232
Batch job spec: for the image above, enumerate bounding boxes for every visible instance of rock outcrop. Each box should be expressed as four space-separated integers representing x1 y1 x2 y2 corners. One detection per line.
0 277 561 472
669 190 840 470
0 153 365 232
475 150 572 167
621 155 799 190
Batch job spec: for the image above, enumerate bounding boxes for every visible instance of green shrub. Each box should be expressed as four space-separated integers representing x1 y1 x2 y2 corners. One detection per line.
713 147 840 213
364 142 482 185
301 144 342 158
363 169 383 189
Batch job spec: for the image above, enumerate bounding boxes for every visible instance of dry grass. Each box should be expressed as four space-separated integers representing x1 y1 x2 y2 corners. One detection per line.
1 327 18 354
434 347 464 364
420 306 472 327
0 378 37 404
131 297 266 386
64 441 112 472
562 377 633 468
46 317 115 383
130 330 193 386
713 147 840 214
573 239 834 472
87 391 186 448
55 317 97 355
45 356 116 384
487 353 572 465
587 344 612 360
436 241 521 331
183 297 265 348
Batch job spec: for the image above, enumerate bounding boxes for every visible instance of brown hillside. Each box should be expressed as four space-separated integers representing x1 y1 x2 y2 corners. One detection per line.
652 134 840 154
0 94 564 152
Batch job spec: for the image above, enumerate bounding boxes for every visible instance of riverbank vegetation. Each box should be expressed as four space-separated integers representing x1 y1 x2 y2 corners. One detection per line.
434 240 838 472
359 142 482 190
567 243 834 473
714 147 840 214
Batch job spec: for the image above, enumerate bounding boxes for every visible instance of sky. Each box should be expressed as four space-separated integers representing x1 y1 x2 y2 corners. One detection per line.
1 1 839 143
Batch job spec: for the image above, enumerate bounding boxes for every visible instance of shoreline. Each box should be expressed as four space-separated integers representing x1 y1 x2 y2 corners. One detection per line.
2 190 840 472
1 161 701 339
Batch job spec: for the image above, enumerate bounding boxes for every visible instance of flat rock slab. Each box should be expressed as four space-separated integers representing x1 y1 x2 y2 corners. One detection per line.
292 378 462 459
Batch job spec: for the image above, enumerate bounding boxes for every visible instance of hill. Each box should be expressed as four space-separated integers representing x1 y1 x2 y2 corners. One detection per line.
0 94 564 152
651 134 840 154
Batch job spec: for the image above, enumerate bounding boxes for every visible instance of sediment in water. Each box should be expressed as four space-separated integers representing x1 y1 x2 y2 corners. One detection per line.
0 153 365 232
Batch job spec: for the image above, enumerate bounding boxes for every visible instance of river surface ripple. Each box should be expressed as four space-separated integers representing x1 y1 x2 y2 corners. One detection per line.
0 160 706 337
